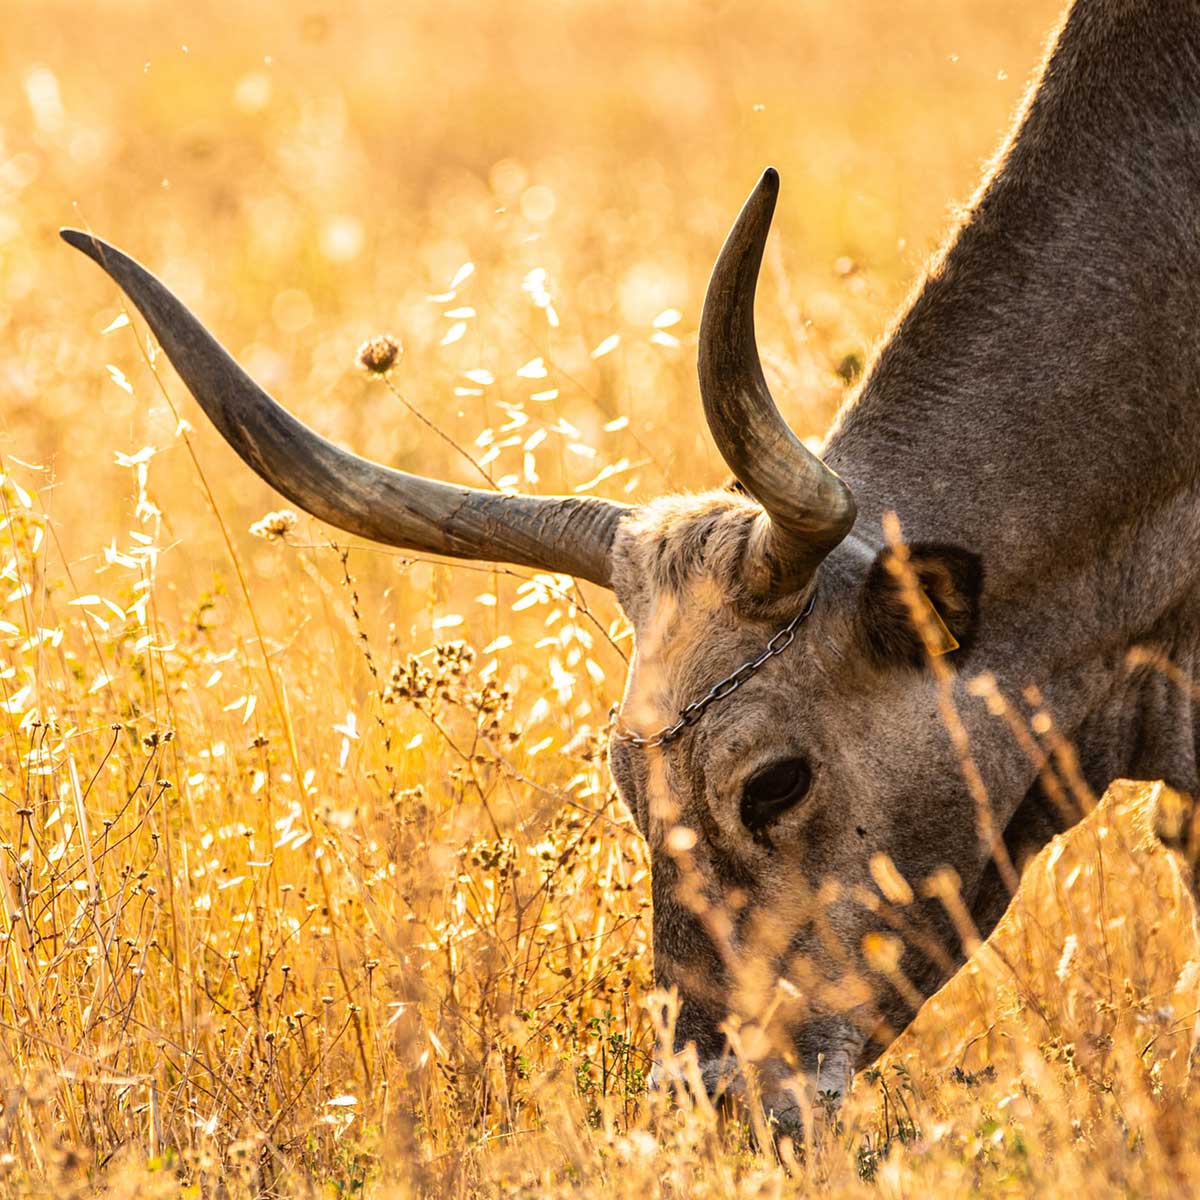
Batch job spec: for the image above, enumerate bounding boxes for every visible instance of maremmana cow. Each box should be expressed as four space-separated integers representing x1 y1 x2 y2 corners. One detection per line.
62 0 1200 1139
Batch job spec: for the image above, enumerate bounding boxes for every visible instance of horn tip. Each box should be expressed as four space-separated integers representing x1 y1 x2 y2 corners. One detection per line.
759 166 779 194
60 227 106 262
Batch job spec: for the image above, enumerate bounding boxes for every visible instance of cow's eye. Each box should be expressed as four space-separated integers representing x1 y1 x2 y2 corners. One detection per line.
740 758 812 833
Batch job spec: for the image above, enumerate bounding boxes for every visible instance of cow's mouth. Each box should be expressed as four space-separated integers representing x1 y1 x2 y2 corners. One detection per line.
698 1047 854 1145
652 1016 862 1145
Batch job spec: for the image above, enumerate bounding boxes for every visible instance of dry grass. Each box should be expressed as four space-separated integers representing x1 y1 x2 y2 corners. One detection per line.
4 0 1200 1195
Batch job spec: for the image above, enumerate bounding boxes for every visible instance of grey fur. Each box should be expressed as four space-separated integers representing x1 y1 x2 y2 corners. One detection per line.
609 0 1200 1125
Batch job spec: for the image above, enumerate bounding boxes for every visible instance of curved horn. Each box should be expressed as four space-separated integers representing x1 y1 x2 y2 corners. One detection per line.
61 230 624 588
698 168 856 591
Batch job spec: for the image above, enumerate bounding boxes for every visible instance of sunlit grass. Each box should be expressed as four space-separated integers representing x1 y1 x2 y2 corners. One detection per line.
5 0 1200 1195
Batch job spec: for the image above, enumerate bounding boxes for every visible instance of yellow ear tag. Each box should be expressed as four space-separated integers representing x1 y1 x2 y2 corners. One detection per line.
924 593 960 657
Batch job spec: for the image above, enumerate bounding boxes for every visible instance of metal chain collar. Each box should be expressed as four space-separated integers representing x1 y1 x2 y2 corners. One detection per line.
614 592 816 749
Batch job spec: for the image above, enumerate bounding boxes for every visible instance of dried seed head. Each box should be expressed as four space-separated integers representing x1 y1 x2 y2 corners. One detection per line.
250 508 298 541
357 333 402 374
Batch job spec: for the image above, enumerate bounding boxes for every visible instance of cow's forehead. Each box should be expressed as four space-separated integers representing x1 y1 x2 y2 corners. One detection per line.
620 570 791 748
612 494 867 745
609 490 760 620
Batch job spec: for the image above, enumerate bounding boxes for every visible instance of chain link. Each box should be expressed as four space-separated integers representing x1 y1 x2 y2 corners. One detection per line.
614 592 816 749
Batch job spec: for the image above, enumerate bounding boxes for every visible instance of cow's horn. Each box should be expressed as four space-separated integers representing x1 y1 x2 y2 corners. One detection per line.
61 229 625 588
697 169 856 592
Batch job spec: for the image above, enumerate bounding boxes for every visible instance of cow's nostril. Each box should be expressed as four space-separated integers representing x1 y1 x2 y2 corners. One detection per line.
695 1056 744 1107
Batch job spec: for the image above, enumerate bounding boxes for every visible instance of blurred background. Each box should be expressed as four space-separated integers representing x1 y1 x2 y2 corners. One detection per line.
14 3 1196 1196
6 0 1061 589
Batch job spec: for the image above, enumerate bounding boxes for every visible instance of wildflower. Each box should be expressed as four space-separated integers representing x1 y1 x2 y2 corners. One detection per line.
249 508 298 541
357 333 402 374
383 654 433 703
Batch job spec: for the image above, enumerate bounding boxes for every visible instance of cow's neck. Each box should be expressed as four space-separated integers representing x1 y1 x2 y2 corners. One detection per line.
828 0 1200 616
825 0 1200 912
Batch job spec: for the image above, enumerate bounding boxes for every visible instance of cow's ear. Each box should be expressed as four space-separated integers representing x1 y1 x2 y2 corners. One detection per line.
859 543 983 667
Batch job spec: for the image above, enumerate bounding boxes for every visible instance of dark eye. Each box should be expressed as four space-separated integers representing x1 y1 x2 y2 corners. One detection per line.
740 758 812 833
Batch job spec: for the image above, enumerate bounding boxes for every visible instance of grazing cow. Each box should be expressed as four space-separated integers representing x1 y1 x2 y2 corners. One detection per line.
63 0 1200 1137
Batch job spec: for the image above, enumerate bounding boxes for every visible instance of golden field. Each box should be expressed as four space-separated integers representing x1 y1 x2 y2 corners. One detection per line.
4 0 1200 1194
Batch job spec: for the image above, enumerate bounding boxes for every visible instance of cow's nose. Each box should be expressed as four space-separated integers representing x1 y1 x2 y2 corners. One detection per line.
695 1056 743 1104
647 1052 729 1105
648 1053 705 1095
647 1060 671 1092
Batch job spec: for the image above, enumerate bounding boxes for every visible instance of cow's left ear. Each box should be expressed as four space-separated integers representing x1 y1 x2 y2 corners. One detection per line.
859 543 983 668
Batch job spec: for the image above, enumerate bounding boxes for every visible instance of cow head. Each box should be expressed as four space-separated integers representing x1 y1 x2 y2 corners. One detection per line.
62 169 987 1136
608 495 984 1128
